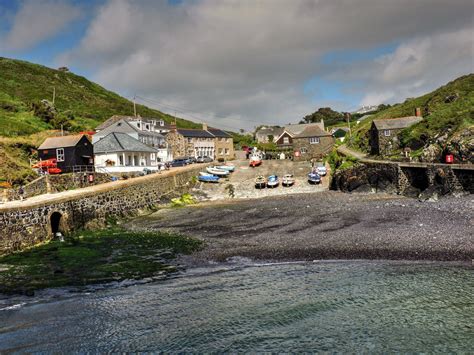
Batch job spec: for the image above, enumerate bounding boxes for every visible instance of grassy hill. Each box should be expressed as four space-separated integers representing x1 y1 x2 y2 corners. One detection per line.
0 57 201 137
349 74 474 161
0 57 205 184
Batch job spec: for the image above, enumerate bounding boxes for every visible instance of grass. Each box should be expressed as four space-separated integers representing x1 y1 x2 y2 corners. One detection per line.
0 227 202 295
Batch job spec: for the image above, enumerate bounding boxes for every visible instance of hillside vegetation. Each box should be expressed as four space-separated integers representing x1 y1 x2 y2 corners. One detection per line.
349 74 474 161
0 57 202 183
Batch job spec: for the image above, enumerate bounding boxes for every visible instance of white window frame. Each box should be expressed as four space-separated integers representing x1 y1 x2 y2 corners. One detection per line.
384 129 391 137
56 148 65 162
300 147 308 154
283 136 290 144
309 137 320 144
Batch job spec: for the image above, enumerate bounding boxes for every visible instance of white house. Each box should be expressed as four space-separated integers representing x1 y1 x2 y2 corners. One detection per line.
93 118 172 162
93 132 161 173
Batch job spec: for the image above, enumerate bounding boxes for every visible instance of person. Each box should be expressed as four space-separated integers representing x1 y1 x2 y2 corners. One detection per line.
18 185 24 200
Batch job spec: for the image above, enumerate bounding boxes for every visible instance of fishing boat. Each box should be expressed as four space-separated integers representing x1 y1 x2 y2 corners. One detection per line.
267 175 279 188
282 174 295 187
255 175 266 189
198 172 220 183
249 155 262 167
206 166 230 176
308 171 321 184
215 165 235 172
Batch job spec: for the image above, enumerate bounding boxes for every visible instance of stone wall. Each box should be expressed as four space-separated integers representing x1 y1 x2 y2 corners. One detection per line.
331 161 473 198
0 165 204 255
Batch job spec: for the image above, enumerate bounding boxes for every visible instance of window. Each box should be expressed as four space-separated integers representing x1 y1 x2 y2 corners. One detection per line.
283 136 289 144
137 123 141 128
145 124 150 130
301 147 308 154
309 137 320 144
119 155 124 166
225 148 229 155
384 129 391 137
56 148 65 162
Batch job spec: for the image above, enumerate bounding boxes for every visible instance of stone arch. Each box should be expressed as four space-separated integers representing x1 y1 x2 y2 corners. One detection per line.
48 211 69 237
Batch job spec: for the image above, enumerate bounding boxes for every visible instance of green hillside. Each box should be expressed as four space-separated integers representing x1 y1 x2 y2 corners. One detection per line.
0 57 206 184
0 57 200 137
349 74 474 161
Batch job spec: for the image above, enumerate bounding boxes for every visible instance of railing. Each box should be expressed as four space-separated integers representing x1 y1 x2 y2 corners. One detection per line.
72 165 95 173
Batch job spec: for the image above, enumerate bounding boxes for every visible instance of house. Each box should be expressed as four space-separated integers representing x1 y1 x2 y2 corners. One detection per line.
292 125 334 161
96 115 173 134
274 121 326 148
38 135 94 173
93 118 171 162
331 127 349 140
369 111 422 156
165 123 234 160
255 126 284 143
207 126 235 160
93 132 160 173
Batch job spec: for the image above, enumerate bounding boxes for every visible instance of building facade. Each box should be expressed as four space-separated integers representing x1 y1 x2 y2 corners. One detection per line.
38 135 94 173
292 126 334 161
369 115 422 156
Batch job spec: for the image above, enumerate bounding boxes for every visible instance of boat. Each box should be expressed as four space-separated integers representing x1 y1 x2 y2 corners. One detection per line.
249 155 262 167
315 164 327 176
255 175 266 189
198 172 220 183
308 171 321 184
215 165 235 172
206 166 230 176
32 158 57 169
267 175 279 188
282 174 295 187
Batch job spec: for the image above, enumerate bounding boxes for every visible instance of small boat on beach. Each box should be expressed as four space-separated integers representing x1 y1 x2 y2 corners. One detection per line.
249 155 262 167
308 171 321 184
255 175 266 189
267 175 279 188
215 165 235 172
198 172 220 183
206 166 230 176
282 174 295 187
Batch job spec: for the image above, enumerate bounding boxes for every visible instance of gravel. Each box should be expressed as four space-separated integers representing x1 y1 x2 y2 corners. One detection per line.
128 191 474 263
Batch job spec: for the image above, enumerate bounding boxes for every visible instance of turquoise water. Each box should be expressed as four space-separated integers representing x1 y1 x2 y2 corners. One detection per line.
0 261 473 352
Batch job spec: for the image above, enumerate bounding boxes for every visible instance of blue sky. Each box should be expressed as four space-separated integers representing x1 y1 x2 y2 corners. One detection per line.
0 0 472 130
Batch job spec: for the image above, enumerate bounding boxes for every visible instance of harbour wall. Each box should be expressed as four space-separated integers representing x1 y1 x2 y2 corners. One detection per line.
0 165 205 255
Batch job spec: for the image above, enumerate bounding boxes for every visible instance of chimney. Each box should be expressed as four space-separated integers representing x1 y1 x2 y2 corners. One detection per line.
415 107 422 117
202 123 208 131
320 118 324 130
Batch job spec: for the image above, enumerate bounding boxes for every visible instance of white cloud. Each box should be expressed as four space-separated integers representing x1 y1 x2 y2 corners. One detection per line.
2 0 81 51
60 0 473 130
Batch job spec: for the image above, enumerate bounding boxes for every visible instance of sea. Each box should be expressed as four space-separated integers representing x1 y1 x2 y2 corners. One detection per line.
0 260 472 353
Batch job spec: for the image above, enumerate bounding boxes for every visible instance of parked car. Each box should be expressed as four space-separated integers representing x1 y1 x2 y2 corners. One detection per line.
196 156 213 163
315 163 327 176
186 156 197 164
170 158 189 167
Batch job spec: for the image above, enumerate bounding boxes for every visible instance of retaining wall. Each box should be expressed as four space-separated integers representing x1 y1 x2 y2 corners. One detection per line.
0 165 205 255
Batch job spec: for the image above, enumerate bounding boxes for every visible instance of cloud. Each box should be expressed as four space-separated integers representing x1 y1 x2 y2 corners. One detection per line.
60 0 473 130
2 0 81 51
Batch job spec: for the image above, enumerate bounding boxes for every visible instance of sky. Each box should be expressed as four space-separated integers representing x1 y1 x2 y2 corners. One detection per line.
0 0 473 131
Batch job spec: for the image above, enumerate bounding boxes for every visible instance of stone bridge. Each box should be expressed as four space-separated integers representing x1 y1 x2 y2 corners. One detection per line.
0 165 207 255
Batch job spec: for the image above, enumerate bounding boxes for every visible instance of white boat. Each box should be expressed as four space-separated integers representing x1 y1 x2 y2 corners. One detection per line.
206 166 230 176
215 165 235 172
282 174 295 187
255 175 266 189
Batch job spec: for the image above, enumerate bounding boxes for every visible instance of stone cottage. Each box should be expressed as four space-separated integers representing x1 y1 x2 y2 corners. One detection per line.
274 121 325 149
292 125 334 161
370 113 423 156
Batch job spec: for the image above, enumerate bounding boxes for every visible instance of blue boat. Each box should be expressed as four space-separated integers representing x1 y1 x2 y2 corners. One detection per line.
198 172 220 183
267 175 279 188
308 172 321 184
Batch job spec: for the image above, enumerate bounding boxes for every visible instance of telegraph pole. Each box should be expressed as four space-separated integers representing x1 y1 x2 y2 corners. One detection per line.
52 87 56 105
345 112 352 138
133 95 137 117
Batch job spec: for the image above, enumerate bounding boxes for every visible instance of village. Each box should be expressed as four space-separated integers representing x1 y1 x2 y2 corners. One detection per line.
1 104 436 203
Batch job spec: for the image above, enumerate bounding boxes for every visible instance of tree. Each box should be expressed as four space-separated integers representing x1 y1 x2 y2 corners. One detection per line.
300 107 344 126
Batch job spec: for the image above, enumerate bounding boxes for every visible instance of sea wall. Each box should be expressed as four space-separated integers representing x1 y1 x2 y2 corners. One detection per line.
331 161 474 198
0 165 205 254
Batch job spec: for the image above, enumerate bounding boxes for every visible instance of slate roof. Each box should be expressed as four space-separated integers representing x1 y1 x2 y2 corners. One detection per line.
293 125 331 138
208 128 232 138
38 135 88 150
177 129 215 138
285 122 325 136
93 133 158 154
96 115 171 132
256 127 284 138
373 116 422 130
